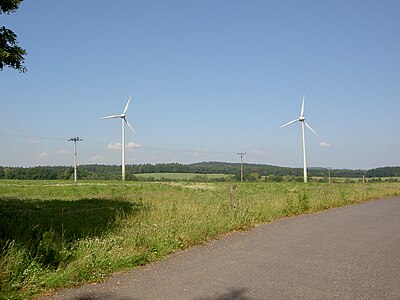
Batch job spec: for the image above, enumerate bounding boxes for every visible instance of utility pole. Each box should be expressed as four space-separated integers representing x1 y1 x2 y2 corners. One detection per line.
237 152 246 182
68 137 83 185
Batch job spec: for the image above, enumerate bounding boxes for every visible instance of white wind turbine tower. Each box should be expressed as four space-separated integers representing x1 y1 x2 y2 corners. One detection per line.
99 96 136 181
281 95 317 183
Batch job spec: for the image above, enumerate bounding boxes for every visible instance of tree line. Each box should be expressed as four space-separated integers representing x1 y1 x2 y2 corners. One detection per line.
0 163 399 181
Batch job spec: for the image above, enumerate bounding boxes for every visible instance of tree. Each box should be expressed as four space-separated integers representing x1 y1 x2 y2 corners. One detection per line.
0 0 26 72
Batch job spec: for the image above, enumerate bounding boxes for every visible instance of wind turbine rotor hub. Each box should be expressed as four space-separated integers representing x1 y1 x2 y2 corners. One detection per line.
299 116 305 122
121 113 126 118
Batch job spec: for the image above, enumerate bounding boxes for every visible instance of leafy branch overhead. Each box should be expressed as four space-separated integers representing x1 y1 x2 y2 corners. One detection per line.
0 0 22 13
0 0 27 72
0 26 26 72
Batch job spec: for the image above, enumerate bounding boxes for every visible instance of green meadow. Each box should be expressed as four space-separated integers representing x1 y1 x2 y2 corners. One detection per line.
1 180 399 299
133 172 231 180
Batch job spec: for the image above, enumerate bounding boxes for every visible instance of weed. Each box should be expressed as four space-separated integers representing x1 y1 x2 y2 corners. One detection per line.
298 191 310 211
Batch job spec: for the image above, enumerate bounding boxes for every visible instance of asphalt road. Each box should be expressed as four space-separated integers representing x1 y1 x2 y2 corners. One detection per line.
45 197 400 300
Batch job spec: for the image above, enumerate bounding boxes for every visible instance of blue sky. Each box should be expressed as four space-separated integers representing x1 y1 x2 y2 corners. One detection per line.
1 0 399 169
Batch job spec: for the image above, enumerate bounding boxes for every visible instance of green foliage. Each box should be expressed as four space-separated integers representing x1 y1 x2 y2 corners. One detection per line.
2 162 396 182
0 197 145 270
0 26 26 72
35 230 67 267
366 166 400 178
283 190 309 215
246 172 262 181
298 191 310 211
0 191 148 298
1 166 73 180
0 0 23 14
265 175 283 182
125 173 139 181
0 0 26 73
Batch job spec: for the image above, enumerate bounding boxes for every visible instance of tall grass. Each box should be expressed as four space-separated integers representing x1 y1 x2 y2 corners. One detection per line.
0 180 399 299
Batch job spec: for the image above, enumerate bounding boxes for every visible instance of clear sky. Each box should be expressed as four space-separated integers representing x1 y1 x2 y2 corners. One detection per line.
1 0 399 169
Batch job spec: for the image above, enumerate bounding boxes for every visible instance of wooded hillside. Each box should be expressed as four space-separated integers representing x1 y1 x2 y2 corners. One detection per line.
1 162 398 181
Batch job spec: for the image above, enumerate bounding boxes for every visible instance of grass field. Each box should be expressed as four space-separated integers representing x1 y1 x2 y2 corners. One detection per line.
133 172 231 180
1 180 399 299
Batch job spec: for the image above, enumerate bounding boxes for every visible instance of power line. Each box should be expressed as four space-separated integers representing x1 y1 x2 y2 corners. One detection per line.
0 131 65 141
0 131 237 155
138 146 234 155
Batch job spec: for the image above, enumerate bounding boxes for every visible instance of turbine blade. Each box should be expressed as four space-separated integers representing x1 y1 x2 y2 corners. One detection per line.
99 115 120 120
280 119 298 128
305 121 318 135
300 95 305 117
125 119 136 134
123 95 132 114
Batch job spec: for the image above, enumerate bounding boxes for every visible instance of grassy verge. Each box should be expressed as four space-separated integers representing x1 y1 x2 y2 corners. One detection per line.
0 180 399 299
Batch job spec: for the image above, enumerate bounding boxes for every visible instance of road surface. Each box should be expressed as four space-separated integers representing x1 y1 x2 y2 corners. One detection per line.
45 197 400 299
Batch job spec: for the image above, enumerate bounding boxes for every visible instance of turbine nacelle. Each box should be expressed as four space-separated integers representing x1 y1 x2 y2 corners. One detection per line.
99 96 135 134
281 95 317 135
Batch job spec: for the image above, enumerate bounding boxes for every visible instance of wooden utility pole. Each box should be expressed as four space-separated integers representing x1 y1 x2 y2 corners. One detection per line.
237 152 246 182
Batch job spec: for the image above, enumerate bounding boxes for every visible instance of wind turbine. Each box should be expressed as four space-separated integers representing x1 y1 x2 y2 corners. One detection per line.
281 95 317 183
99 96 136 181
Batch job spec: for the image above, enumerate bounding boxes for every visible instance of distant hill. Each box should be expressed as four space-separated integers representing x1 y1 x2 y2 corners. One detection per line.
0 162 399 181
366 166 400 178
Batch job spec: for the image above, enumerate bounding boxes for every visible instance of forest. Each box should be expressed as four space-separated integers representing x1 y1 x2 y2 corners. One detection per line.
0 162 399 181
